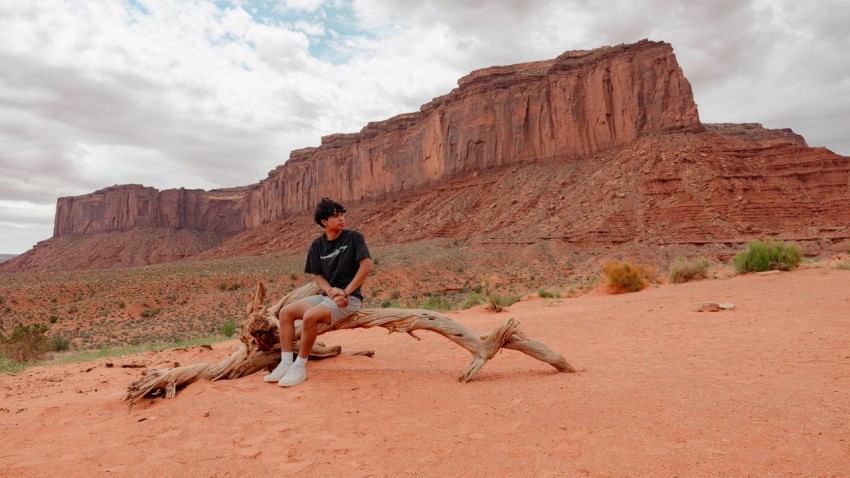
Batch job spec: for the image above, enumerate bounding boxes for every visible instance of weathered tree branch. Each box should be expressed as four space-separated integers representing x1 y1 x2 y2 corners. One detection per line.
125 282 575 405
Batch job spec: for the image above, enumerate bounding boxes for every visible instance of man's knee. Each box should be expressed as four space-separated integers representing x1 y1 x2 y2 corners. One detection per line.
279 304 301 323
302 306 331 327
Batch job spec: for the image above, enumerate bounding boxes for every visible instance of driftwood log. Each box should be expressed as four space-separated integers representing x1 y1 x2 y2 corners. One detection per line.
125 282 575 405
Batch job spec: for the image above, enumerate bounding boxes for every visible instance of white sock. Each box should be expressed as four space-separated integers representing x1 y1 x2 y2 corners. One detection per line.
281 351 294 364
293 356 308 368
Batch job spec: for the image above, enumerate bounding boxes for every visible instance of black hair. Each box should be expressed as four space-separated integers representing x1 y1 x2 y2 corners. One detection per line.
314 197 346 227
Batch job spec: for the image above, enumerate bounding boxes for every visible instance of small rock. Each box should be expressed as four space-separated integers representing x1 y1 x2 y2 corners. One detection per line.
697 301 735 312
755 270 780 276
697 302 721 312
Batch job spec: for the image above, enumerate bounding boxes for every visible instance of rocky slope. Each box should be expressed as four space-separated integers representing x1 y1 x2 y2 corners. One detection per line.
52 39 699 237
3 40 850 274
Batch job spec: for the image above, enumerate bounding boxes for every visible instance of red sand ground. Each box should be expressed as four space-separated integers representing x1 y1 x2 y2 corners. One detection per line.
1 268 849 477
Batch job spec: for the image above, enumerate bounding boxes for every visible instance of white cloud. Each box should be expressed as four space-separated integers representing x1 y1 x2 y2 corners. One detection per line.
294 19 325 36
1 0 848 253
284 0 325 12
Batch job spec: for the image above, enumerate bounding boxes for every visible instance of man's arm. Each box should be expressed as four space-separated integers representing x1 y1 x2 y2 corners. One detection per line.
314 274 348 305
313 274 334 295
344 257 373 297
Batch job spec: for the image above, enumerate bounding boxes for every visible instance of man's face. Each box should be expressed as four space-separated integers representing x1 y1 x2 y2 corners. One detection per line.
322 211 345 230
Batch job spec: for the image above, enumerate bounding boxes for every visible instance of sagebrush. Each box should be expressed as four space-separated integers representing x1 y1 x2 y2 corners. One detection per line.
733 239 802 273
603 260 652 293
669 256 710 284
1 323 52 362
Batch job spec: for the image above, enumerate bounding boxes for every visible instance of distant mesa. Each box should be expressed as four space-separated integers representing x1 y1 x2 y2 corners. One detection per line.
0 254 17 264
3 39 849 273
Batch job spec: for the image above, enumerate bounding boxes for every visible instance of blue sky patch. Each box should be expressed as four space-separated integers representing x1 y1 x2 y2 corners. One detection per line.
210 0 375 64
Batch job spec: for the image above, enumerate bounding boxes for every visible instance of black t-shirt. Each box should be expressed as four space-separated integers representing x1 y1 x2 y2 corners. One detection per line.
304 229 371 299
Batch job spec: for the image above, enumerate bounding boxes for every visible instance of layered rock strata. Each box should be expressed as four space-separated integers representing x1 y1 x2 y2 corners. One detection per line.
53 39 701 237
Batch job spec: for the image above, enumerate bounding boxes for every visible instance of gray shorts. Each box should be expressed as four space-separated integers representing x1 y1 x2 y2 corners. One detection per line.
302 294 362 324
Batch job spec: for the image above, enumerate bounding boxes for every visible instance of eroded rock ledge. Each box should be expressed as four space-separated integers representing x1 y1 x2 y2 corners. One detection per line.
54 39 700 237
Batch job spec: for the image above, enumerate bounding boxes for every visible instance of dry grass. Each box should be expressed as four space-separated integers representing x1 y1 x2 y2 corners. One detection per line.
603 260 654 293
669 256 710 284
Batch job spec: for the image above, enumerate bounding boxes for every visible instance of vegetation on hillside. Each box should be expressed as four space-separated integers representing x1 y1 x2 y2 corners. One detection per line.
733 239 802 273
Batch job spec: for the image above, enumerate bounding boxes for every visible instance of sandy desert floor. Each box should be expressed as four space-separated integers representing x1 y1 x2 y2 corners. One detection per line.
1 267 849 477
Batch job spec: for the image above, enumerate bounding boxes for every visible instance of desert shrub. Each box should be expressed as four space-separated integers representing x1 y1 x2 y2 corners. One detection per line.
381 299 403 308
461 293 487 309
0 323 51 362
487 292 523 312
537 288 561 298
669 256 710 284
389 290 401 300
227 283 241 291
418 295 451 312
603 260 651 293
218 283 228 291
218 319 238 338
834 261 850 270
733 239 802 273
50 332 71 352
140 307 161 318
49 315 59 324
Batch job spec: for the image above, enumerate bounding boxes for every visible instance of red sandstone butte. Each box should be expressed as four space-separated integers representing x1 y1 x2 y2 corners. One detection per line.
5 39 850 273
52 40 700 237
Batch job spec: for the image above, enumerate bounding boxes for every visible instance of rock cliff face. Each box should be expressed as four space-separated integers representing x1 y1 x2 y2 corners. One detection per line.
11 39 849 274
53 40 700 237
54 185 250 236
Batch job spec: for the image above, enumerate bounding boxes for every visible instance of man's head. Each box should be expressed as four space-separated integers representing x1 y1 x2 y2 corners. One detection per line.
314 197 346 227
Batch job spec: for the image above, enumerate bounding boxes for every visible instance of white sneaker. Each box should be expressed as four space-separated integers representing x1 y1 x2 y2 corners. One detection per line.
263 361 292 382
278 364 307 387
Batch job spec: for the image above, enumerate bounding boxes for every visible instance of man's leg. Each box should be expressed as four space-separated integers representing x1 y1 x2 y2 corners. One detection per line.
264 299 313 382
279 304 331 387
298 305 332 358
279 300 314 355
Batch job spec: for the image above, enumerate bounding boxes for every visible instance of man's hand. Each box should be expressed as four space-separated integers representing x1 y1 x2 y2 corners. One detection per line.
328 287 348 307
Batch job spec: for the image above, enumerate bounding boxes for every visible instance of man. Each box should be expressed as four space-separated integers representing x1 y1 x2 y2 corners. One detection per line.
264 197 373 387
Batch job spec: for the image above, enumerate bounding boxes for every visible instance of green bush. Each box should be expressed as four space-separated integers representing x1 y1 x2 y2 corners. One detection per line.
381 299 403 308
603 260 650 293
0 323 51 362
49 315 59 324
218 319 238 338
537 288 561 299
733 239 802 273
418 296 451 312
461 293 487 309
140 307 161 318
487 292 523 312
669 256 710 284
50 332 71 352
834 261 850 270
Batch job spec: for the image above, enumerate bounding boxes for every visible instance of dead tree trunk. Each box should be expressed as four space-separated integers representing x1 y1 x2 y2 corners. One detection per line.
125 282 575 405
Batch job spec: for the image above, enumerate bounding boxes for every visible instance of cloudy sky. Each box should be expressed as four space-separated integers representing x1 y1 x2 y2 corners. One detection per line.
2 0 848 253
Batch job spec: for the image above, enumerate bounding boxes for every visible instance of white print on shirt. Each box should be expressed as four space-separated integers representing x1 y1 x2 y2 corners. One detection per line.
320 245 348 261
